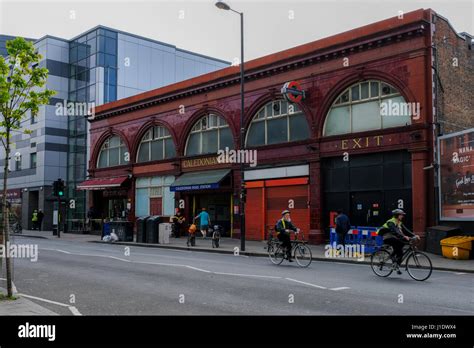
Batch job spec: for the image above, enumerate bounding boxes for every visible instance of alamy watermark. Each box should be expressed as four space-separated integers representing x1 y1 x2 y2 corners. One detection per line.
0 242 38 262
55 100 95 118
380 100 420 120
217 147 258 167
324 242 365 261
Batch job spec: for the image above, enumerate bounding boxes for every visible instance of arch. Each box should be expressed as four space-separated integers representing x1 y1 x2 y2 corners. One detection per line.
132 119 178 163
90 128 131 170
94 130 131 169
183 107 237 156
245 97 311 147
316 70 418 138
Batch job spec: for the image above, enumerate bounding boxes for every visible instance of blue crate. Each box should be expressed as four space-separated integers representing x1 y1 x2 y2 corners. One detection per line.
330 226 383 254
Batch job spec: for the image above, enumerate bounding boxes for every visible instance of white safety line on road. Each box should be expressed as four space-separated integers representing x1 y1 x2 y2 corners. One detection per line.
329 287 351 291
454 272 467 275
133 260 186 268
213 272 281 279
40 248 71 254
285 278 327 289
19 293 82 316
186 266 211 273
108 256 131 262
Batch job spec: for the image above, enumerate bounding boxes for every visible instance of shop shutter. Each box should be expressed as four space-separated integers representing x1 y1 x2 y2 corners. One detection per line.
266 185 309 236
245 187 264 240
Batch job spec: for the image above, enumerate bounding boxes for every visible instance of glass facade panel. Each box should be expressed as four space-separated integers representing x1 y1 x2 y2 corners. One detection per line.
186 133 200 156
325 106 350 136
267 117 288 144
246 121 265 147
137 142 150 162
151 140 164 161
219 127 233 150
202 129 218 154
352 100 381 132
290 113 310 141
165 138 176 158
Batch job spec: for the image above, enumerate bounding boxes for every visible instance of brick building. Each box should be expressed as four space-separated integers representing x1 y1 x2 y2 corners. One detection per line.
84 9 473 244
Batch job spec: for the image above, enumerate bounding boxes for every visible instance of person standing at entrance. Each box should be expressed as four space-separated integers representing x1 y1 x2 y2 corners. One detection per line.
37 209 44 231
195 207 210 238
31 210 38 230
335 209 351 246
171 209 186 238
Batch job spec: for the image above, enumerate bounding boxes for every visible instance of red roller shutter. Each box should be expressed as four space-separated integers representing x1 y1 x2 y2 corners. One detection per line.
245 187 264 240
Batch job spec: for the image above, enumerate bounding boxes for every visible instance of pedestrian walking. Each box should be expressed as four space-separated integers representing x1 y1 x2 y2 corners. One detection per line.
171 209 186 238
335 209 351 247
37 209 44 231
31 209 38 230
194 207 211 238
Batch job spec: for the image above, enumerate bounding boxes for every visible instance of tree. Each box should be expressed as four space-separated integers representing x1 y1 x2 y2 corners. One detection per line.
0 38 55 297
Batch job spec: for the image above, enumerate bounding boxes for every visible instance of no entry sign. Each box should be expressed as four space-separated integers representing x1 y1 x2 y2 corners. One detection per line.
281 81 305 103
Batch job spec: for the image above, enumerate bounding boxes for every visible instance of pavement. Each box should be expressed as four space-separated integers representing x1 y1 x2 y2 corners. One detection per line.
15 229 474 273
2 235 473 315
0 287 58 315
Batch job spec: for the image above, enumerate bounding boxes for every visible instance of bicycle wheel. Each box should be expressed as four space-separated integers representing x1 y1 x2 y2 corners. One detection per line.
268 243 284 265
371 249 394 277
294 244 312 268
406 251 432 281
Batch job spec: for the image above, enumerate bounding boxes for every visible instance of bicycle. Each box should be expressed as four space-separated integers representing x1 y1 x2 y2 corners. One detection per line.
267 229 312 267
370 236 432 281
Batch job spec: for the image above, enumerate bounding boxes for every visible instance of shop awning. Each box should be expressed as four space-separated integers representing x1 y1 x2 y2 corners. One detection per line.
77 176 128 190
170 169 231 192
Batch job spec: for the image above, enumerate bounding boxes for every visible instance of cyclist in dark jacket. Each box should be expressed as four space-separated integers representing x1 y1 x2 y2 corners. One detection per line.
378 209 417 274
275 210 300 262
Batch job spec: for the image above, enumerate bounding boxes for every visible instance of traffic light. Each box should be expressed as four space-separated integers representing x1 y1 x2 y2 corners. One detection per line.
53 179 65 197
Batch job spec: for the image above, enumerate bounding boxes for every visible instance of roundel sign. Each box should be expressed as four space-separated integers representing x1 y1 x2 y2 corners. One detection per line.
281 81 305 103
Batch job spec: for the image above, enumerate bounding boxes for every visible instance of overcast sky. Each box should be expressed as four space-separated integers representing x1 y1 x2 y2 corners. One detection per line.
1 0 473 62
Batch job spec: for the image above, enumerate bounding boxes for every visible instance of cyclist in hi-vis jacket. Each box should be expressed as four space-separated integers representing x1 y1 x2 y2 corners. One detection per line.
377 209 419 274
275 210 300 262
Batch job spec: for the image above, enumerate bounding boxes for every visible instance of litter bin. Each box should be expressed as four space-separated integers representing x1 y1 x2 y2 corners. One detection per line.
136 216 150 243
146 216 161 244
426 226 461 255
440 236 474 260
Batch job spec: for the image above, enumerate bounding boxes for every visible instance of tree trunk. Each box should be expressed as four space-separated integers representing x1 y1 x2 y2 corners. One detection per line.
2 136 13 297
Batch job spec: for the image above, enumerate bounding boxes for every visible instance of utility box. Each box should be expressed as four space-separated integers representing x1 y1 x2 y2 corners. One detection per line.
146 216 161 244
440 236 474 260
426 226 461 255
136 216 150 243
159 223 172 244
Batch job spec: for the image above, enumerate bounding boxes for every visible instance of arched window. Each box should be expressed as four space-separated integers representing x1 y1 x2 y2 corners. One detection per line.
323 80 412 136
97 135 129 168
246 100 310 147
137 126 176 163
185 114 234 156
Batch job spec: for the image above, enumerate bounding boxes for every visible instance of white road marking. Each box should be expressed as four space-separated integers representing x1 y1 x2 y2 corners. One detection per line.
329 287 351 291
108 256 131 262
68 306 82 316
19 293 70 307
455 272 467 275
186 266 211 273
133 260 186 267
213 272 281 279
40 248 71 254
285 278 327 289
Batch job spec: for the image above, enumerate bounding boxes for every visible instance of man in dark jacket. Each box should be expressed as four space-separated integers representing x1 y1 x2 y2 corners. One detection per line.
335 209 351 246
275 210 300 261
37 210 45 231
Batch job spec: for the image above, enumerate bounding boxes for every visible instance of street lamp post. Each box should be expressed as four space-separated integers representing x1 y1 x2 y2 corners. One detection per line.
215 1 246 251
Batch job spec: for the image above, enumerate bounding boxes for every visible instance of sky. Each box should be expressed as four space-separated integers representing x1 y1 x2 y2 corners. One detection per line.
0 0 473 63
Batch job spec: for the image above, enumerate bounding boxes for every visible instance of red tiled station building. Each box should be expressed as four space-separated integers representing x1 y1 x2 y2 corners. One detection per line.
85 9 456 245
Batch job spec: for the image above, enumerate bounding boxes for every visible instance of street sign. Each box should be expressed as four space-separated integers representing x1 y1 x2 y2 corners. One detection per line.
281 81 305 103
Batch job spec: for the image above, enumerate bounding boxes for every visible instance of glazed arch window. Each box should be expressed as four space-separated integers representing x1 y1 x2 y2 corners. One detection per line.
323 80 412 136
185 114 234 156
97 135 129 168
137 126 176 162
246 100 310 147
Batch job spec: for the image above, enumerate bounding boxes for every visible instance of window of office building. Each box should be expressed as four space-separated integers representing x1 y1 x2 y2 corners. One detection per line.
323 80 412 136
185 114 234 156
137 126 176 162
246 100 310 147
135 176 175 217
15 155 21 171
97 135 129 168
30 153 37 169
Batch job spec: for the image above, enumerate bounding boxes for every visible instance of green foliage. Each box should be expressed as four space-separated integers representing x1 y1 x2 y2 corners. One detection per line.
0 37 55 144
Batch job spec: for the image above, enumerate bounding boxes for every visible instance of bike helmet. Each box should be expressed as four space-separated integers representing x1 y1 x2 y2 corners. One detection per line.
281 210 291 216
392 209 406 216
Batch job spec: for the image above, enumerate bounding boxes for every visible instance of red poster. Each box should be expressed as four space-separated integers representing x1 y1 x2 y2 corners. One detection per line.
438 129 474 220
